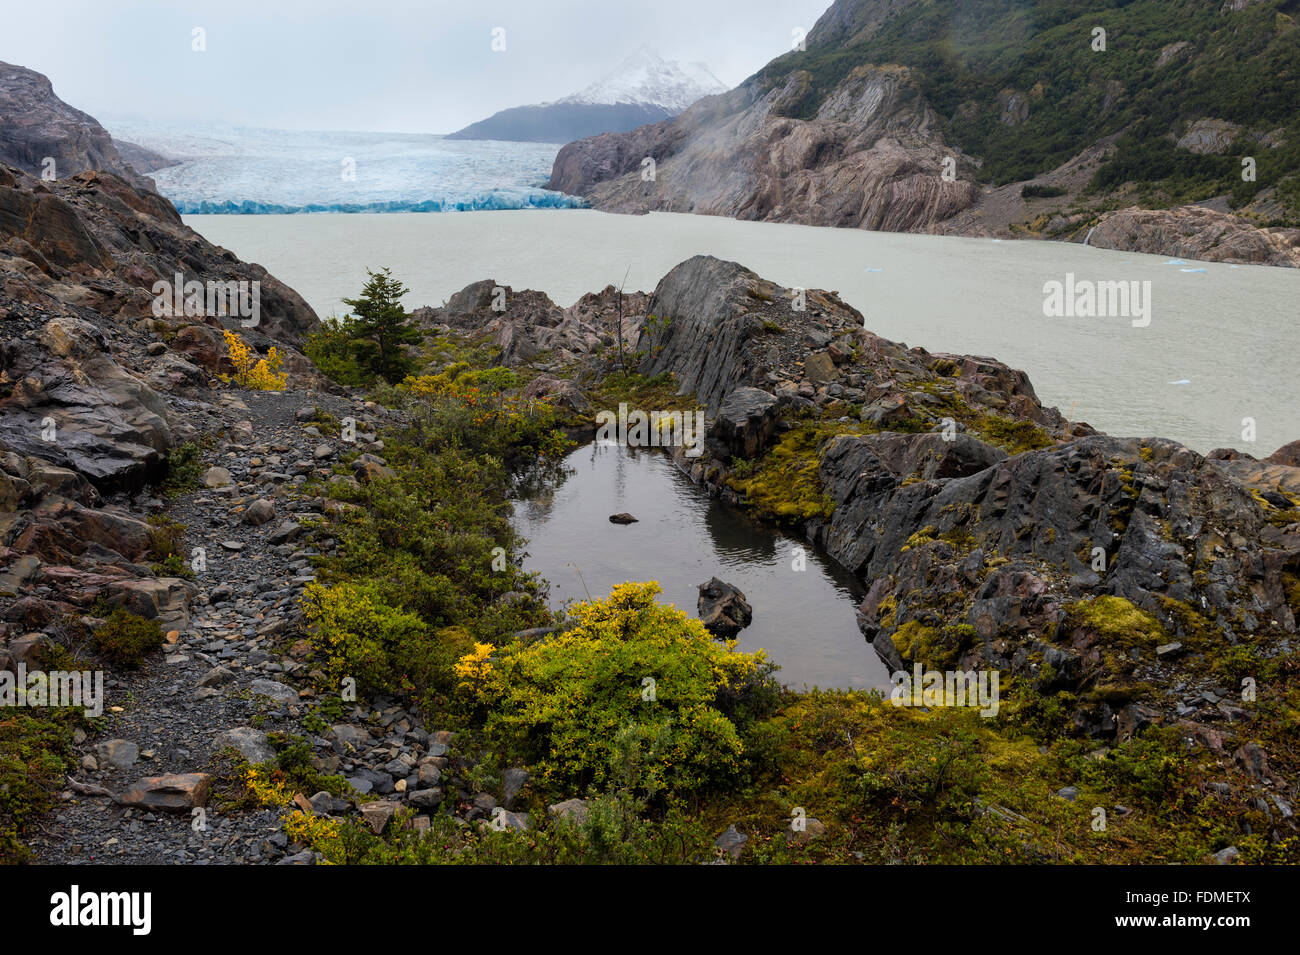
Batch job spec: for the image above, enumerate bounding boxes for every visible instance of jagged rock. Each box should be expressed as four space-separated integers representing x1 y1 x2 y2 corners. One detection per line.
202 466 233 488
0 316 174 490
119 772 211 811
360 801 398 834
548 797 588 824
172 324 229 373
213 727 275 763
145 353 207 393
609 512 638 524
242 498 275 526
249 679 298 705
708 387 779 460
95 739 139 770
331 724 371 751
520 375 590 416
550 64 977 233
266 520 302 544
1266 440 1300 467
1176 118 1241 155
637 256 861 414
408 788 444 810
502 767 529 808
107 577 191 624
198 666 234 687
698 577 753 637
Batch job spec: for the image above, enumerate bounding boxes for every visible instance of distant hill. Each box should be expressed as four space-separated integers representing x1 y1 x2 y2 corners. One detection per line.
448 46 726 143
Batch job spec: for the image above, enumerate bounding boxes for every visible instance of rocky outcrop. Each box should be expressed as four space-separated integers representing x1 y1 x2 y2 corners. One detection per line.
0 157 329 744
412 280 646 372
547 0 1300 263
0 61 157 191
1087 206 1300 268
550 64 976 232
0 314 174 488
0 164 320 347
0 162 321 495
1175 119 1241 155
707 387 780 460
110 138 177 175
635 255 1068 432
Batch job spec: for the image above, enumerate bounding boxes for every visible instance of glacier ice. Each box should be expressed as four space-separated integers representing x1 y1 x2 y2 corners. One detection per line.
106 121 584 214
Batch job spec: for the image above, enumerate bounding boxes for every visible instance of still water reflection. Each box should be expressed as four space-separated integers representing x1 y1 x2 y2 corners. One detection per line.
512 443 891 690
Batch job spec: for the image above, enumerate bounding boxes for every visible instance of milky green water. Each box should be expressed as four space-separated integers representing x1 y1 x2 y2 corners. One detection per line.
189 209 1300 454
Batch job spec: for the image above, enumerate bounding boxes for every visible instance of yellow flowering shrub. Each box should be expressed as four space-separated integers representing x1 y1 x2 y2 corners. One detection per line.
453 642 494 686
242 765 293 808
302 579 471 705
466 581 773 798
283 809 344 864
220 329 288 390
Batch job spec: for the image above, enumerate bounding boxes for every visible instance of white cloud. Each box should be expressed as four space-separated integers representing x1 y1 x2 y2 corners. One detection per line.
1 0 832 133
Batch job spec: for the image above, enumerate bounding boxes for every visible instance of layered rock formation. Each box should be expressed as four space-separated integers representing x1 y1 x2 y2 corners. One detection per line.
549 0 1300 263
412 279 647 371
1087 206 1300 268
0 61 158 191
550 64 976 231
1 162 322 668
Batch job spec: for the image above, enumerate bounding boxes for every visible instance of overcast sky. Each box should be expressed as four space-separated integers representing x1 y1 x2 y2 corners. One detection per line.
2 0 832 133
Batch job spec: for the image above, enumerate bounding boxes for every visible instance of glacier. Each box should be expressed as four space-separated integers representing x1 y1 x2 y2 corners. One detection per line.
106 121 584 214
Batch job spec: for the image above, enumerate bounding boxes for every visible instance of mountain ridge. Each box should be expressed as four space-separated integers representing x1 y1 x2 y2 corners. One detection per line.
547 0 1300 261
447 47 726 143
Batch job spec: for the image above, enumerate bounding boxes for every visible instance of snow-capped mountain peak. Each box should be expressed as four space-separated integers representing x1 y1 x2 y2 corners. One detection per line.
556 45 727 113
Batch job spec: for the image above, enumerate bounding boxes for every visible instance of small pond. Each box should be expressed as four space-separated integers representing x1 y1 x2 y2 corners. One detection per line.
511 442 891 691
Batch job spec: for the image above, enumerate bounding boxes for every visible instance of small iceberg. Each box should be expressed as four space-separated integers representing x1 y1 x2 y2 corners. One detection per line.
1163 258 1188 265
1168 379 1192 386
864 267 884 273
1179 267 1207 273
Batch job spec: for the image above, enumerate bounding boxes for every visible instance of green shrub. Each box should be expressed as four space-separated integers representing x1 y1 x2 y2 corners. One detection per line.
160 442 206 496
305 314 374 387
0 710 83 863
302 578 465 704
462 581 776 799
93 609 164 667
146 515 193 580
1021 184 1067 199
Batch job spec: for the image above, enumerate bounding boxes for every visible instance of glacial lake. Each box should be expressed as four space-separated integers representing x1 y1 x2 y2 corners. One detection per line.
190 208 1300 455
510 442 888 691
